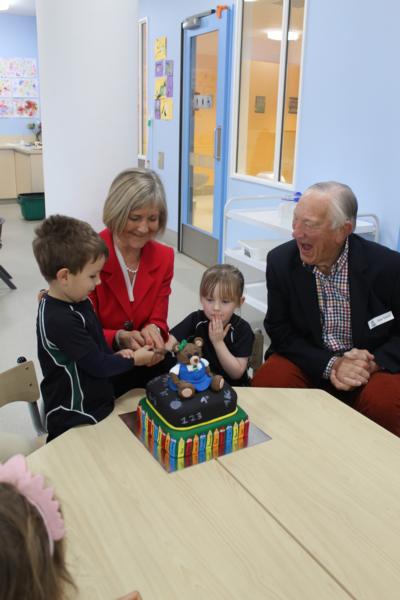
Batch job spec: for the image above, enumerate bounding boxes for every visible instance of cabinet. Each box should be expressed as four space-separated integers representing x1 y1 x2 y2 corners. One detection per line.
14 150 44 195
223 195 379 314
0 150 17 198
0 145 44 199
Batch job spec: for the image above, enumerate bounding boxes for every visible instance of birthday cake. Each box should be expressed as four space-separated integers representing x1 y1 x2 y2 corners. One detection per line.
136 338 249 465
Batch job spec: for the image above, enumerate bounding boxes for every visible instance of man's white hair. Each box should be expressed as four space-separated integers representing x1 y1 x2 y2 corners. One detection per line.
302 181 358 230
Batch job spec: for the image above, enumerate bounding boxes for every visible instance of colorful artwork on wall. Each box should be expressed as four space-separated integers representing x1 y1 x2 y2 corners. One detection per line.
0 79 12 97
0 57 39 118
155 60 164 76
0 57 37 78
154 36 167 60
160 97 173 120
165 60 174 76
155 99 161 120
12 78 38 97
13 99 39 117
153 41 173 120
0 99 13 117
166 75 173 98
155 76 166 99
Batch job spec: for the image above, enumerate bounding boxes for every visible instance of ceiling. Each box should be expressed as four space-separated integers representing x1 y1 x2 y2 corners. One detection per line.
3 0 36 16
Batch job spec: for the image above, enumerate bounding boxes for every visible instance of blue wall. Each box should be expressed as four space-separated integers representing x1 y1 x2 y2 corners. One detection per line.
140 0 400 249
139 0 216 233
0 14 39 136
294 0 400 248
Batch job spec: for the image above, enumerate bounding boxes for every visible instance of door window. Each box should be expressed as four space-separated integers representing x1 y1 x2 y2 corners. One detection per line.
189 30 218 233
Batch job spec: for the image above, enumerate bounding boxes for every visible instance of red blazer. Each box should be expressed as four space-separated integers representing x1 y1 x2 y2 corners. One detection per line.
90 228 174 348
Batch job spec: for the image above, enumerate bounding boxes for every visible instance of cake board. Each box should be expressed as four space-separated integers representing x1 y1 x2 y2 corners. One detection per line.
119 405 271 473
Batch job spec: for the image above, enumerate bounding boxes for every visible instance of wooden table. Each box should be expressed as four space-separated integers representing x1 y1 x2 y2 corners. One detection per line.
27 388 400 599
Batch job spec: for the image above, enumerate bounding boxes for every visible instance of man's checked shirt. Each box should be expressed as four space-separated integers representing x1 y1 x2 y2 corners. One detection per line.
310 239 353 378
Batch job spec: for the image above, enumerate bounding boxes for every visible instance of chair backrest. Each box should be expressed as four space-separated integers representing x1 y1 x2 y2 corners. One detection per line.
0 361 46 436
0 361 40 406
248 328 264 373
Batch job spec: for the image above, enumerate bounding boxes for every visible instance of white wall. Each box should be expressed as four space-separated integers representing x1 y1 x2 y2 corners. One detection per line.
36 0 138 231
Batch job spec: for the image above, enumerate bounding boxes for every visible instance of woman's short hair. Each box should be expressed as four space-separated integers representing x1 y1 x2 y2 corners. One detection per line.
103 168 168 235
303 181 358 230
200 264 244 306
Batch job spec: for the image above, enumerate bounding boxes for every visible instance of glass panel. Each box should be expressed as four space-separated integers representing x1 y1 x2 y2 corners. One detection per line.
237 0 283 181
189 30 218 234
140 21 147 157
280 1 304 183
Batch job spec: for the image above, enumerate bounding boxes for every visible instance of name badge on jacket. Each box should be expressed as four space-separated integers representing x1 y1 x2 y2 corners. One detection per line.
368 311 394 330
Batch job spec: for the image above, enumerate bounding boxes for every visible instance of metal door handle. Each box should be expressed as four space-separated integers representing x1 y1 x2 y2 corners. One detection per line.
214 126 221 161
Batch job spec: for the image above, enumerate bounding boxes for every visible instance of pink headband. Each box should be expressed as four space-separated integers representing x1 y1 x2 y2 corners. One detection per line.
0 454 65 554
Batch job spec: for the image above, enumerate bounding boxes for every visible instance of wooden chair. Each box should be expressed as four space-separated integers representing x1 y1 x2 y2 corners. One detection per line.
0 217 17 290
248 328 265 378
0 358 46 460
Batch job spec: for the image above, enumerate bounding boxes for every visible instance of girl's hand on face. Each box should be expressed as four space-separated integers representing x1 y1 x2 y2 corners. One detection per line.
209 316 231 345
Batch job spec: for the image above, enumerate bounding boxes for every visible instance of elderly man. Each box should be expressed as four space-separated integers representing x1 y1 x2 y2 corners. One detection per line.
252 181 400 436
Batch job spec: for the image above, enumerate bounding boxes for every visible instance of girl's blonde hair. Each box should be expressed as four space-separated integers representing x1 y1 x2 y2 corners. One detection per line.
0 482 75 600
103 168 168 235
200 264 244 306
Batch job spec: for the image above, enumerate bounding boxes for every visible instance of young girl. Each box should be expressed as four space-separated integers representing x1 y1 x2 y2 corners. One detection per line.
0 454 74 600
167 264 254 386
0 455 142 600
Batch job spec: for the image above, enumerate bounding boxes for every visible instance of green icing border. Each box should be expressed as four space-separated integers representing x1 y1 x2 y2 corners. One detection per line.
139 397 248 442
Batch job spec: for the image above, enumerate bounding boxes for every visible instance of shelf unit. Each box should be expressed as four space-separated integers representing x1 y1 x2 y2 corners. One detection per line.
223 195 379 314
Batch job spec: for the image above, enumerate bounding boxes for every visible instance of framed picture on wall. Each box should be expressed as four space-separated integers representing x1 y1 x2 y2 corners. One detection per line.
288 96 298 114
255 95 265 113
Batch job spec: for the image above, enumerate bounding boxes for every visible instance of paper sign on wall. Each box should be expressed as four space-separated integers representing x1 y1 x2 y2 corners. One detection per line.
155 60 164 76
154 36 167 60
153 40 173 120
160 97 173 120
155 77 167 99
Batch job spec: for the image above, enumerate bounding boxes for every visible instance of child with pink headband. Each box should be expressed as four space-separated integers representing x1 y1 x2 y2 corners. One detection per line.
0 455 142 600
0 454 73 599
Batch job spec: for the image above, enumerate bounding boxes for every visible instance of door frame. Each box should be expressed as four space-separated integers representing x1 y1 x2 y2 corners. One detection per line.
178 8 232 265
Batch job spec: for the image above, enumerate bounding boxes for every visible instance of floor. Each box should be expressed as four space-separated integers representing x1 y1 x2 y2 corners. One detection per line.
0 201 265 443
192 193 213 232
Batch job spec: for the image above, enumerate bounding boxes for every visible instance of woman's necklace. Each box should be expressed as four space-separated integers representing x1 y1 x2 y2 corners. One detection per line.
114 236 140 277
125 264 139 275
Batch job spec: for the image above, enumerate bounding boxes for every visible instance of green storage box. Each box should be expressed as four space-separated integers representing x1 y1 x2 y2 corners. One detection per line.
18 193 45 221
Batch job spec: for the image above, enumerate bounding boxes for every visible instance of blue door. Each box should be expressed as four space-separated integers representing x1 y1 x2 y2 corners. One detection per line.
180 8 232 266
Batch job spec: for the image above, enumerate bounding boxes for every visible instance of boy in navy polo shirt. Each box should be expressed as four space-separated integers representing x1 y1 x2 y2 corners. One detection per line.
33 215 154 441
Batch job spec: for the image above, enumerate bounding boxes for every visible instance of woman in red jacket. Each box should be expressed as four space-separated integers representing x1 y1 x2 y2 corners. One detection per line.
90 167 175 395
